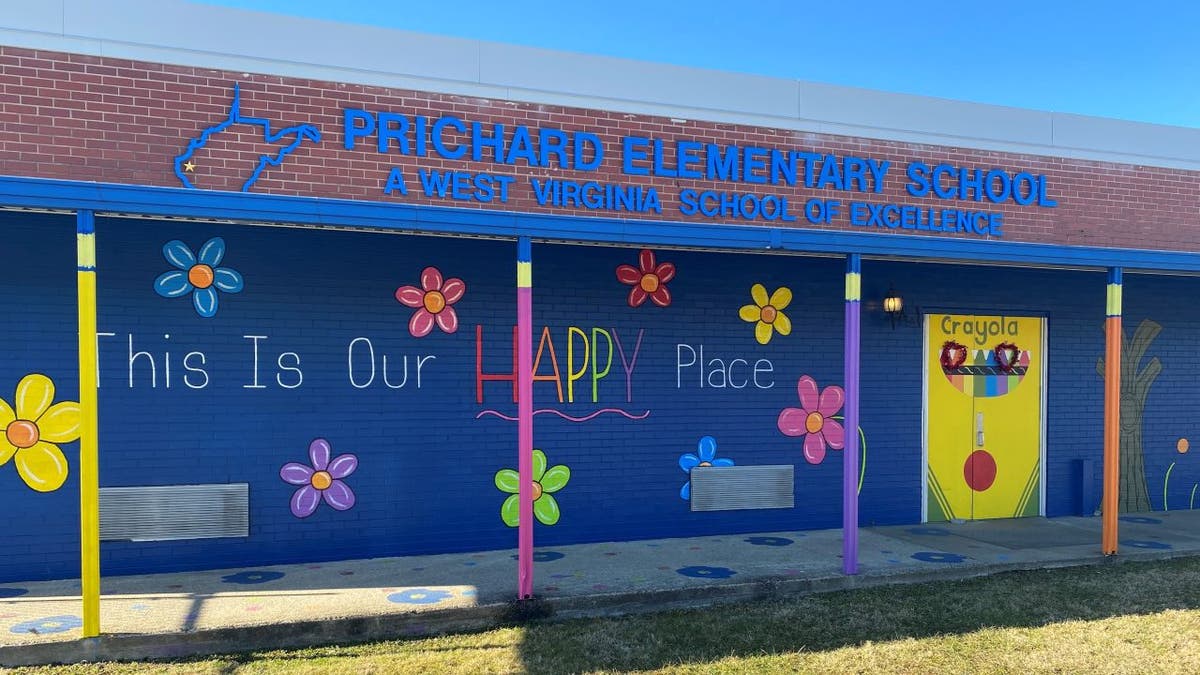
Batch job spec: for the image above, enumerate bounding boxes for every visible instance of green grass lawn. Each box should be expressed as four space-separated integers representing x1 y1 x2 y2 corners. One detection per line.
15 557 1200 674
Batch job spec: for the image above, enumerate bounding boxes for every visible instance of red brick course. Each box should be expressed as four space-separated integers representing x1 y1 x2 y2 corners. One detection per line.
1 45 1197 252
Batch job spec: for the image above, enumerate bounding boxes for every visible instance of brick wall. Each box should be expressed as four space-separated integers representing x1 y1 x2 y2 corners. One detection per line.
0 46 1197 252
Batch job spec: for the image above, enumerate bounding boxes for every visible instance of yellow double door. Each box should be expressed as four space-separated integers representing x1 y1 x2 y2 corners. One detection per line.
926 314 1043 521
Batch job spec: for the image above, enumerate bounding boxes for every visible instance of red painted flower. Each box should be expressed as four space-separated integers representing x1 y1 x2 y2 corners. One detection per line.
615 249 675 307
395 267 466 337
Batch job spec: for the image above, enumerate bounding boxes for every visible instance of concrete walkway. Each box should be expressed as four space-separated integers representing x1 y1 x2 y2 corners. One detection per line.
2 512 1199 666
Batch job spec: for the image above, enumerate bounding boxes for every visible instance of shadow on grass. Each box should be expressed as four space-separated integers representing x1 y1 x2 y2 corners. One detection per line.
509 556 1200 672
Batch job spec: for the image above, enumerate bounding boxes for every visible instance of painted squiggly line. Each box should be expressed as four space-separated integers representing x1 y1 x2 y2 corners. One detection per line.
476 408 650 422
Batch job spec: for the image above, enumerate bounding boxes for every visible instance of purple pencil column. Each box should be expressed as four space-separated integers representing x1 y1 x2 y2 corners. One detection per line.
517 237 534 598
843 254 861 575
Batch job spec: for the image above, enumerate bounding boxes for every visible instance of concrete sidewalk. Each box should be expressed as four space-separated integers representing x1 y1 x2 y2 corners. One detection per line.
2 512 1199 666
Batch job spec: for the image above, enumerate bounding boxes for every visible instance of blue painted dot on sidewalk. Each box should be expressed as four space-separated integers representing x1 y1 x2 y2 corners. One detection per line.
221 571 285 585
677 565 737 579
911 551 966 563
1119 516 1162 525
388 589 452 605
745 536 794 547
908 527 950 536
510 551 565 562
1123 540 1172 550
11 615 82 635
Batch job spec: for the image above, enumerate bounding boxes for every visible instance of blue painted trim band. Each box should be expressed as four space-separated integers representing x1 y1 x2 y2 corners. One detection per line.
76 209 95 235
1108 267 1123 284
3 176 1199 273
518 236 532 262
846 253 861 274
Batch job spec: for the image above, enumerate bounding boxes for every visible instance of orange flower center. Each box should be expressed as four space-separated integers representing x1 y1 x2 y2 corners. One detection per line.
310 470 333 490
531 481 543 501
698 461 712 467
760 305 778 323
805 412 824 434
423 290 446 314
639 274 660 293
5 420 39 449
188 264 215 289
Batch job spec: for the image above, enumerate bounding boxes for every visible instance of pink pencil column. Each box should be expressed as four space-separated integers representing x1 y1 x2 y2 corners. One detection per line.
843 254 861 575
516 237 534 598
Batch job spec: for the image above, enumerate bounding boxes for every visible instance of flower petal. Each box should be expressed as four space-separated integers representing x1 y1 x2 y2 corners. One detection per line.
769 286 792 310
777 408 808 436
308 438 331 471
803 434 827 465
0 399 14 465
280 462 314 486
679 453 701 472
15 441 68 492
322 480 356 511
797 375 820 411
533 493 560 525
495 468 520 494
628 286 648 307
409 309 435 337
441 278 466 305
35 401 80 443
654 261 676 283
435 307 459 334
680 481 691 501
818 385 846 417
395 286 425 308
193 287 219 318
712 458 735 467
0 439 15 467
162 240 196 270
532 449 547 482
290 485 321 518
420 266 443 291
638 249 656 274
197 237 226 267
754 320 774 345
822 420 846 450
213 268 244 294
738 304 762 323
501 493 520 527
649 286 671 307
697 435 717 462
540 464 570 493
154 270 193 298
773 311 792 336
750 283 768 307
15 373 54 421
615 264 641 285
327 453 358 479
0 396 14 428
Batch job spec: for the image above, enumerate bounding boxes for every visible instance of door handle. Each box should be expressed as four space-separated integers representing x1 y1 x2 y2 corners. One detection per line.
976 412 984 447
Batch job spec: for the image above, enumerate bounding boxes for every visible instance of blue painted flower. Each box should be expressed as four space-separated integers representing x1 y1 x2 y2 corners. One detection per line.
745 536 794 547
1123 539 1172 550
10 615 82 635
220 570 285 585
911 551 966 563
153 238 244 317
1119 516 1162 525
679 436 733 500
510 551 565 562
676 565 737 579
388 588 453 605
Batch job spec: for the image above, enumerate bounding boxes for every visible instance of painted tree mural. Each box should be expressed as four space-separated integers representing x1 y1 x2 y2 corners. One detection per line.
1096 319 1161 512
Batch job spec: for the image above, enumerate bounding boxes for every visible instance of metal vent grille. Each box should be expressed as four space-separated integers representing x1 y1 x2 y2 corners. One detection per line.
99 484 249 541
690 465 794 512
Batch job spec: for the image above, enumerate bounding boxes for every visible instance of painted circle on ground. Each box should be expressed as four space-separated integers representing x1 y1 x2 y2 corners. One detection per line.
1123 539 1172 550
10 615 82 635
907 527 950 536
963 450 997 492
676 565 736 579
911 551 967 564
1119 516 1162 525
745 536 794 547
387 588 453 605
220 570 285 585
510 551 565 562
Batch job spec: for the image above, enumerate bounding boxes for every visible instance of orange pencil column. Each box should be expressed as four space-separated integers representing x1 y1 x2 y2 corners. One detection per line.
1102 267 1122 555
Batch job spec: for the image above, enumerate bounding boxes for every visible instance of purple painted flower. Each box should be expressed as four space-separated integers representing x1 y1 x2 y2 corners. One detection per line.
279 438 357 518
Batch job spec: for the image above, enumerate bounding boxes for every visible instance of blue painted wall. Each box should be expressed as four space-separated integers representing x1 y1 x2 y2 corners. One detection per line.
1 211 1190 582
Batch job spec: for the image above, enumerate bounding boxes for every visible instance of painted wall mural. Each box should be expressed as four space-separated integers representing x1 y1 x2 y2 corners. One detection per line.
395 266 466 337
738 284 792 345
0 374 80 492
678 435 734 500
615 249 675 307
279 438 358 518
1096 319 1161 512
153 238 245 317
777 376 845 465
495 449 570 526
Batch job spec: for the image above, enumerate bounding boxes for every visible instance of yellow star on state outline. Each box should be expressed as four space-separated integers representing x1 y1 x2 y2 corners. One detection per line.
183 160 196 172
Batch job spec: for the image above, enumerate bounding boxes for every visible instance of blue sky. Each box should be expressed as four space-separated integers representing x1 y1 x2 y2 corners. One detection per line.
200 1 1199 128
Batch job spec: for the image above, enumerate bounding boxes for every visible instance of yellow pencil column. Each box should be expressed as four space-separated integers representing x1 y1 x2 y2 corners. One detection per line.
76 210 101 636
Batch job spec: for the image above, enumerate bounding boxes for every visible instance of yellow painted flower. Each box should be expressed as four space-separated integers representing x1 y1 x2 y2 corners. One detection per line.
0 374 80 492
739 284 793 345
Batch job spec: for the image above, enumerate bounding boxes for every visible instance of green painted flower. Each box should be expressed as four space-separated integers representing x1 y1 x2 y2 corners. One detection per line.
494 449 570 527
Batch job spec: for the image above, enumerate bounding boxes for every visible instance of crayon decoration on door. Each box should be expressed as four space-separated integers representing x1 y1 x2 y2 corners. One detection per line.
926 315 1043 521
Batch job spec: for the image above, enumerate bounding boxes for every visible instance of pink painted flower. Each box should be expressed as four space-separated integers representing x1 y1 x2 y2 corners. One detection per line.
395 267 466 337
615 249 675 307
279 438 358 518
777 376 845 465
